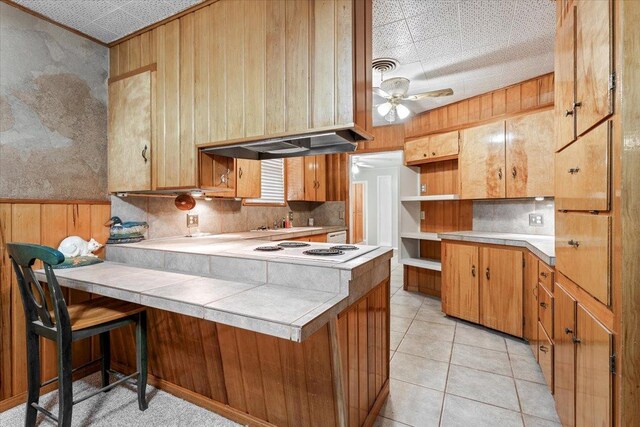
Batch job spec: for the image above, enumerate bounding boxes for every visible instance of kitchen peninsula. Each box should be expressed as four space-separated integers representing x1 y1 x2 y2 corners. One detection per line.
36 231 393 427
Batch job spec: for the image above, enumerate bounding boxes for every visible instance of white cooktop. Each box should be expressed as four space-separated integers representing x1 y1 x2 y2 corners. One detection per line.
227 241 380 264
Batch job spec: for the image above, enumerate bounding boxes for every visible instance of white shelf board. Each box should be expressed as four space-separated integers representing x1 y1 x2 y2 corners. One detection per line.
400 232 441 242
400 194 460 202
400 258 442 271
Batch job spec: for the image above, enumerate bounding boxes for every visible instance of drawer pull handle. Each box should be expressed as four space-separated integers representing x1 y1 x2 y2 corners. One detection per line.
540 271 548 278
564 109 574 117
564 327 573 335
485 267 490 280
432 151 436 156
498 168 503 180
471 265 476 277
141 145 148 163
423 153 427 157
539 345 549 353
540 302 548 309
568 239 580 248
568 167 580 174
573 101 582 109
511 166 517 178
572 336 582 344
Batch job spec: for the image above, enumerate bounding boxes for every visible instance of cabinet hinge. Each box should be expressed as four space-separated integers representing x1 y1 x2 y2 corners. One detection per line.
609 73 616 91
610 353 616 374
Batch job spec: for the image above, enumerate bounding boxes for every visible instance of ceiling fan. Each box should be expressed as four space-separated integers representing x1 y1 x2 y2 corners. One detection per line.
374 77 454 123
351 157 374 174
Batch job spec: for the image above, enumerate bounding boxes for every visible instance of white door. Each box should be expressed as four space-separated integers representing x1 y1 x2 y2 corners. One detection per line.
377 175 393 246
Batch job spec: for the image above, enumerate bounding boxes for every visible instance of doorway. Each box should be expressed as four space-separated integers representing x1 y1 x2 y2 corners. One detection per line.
351 182 366 244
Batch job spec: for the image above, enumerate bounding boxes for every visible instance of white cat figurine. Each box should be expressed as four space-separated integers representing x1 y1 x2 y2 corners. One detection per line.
58 237 102 258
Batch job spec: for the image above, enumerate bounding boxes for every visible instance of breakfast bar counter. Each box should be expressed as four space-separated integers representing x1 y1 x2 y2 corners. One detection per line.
37 236 393 427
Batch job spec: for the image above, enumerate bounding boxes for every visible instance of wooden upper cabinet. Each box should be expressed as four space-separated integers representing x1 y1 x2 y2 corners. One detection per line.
441 242 479 324
575 304 613 427
480 247 523 337
555 120 611 212
108 70 152 193
505 109 555 198
554 280 577 427
428 130 459 160
404 137 429 164
287 156 326 202
460 121 506 199
555 4 576 152
575 0 613 137
199 154 261 199
236 159 261 199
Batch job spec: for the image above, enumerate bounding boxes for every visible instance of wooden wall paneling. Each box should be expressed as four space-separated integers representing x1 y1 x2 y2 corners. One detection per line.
538 73 554 106
209 1 227 142
128 36 141 71
492 89 506 117
421 200 472 233
118 41 129 76
280 335 313 426
420 159 459 195
303 325 337 427
179 13 196 187
193 6 210 146
346 302 359 427
235 328 268 420
357 298 368 425
467 97 480 123
285 0 310 132
360 125 404 153
457 100 469 126
217 323 247 411
245 0 266 137
139 31 151 66
479 93 492 120
506 85 521 113
404 266 441 297
255 334 288 426
109 46 119 77
0 204 11 400
521 79 539 110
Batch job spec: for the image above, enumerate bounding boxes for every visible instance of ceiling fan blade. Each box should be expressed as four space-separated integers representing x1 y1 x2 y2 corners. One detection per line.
357 163 374 168
404 88 454 100
373 87 391 98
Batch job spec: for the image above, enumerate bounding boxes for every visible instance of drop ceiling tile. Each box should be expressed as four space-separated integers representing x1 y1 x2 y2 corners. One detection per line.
413 32 461 61
373 0 404 27
374 42 420 66
122 1 185 26
406 2 459 42
373 61 426 87
399 0 461 19
78 24 120 44
92 8 145 39
373 19 414 51
459 0 516 50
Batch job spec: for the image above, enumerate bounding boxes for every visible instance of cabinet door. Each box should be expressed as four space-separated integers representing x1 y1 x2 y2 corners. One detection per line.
286 157 305 201
505 110 555 198
315 155 327 202
575 305 613 427
554 280 576 427
538 321 554 393
480 247 523 337
428 131 459 159
555 5 576 152
304 156 318 201
108 71 152 192
523 252 539 355
441 243 479 323
460 121 506 199
404 137 429 164
308 233 327 243
575 0 612 136
236 159 261 199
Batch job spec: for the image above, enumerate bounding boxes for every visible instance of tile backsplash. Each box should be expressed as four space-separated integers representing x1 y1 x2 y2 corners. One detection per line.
111 196 346 239
473 199 555 236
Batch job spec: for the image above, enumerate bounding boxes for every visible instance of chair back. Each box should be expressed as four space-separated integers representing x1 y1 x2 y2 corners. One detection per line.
6 243 70 332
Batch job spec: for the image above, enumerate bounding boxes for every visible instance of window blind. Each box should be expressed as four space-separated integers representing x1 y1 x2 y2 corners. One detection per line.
245 158 285 205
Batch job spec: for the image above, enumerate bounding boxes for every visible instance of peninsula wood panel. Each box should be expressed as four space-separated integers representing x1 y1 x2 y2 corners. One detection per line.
357 125 404 153
555 4 576 152
480 247 523 337
460 121 506 199
0 201 111 406
575 0 613 137
441 243 479 323
403 266 441 298
554 281 577 427
404 73 554 139
505 109 555 197
555 120 611 212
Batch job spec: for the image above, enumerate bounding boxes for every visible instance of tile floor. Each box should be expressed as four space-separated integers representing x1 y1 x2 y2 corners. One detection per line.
376 259 561 427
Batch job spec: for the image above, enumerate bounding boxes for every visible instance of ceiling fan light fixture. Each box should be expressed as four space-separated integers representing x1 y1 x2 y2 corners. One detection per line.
377 102 393 117
396 103 411 119
384 106 397 123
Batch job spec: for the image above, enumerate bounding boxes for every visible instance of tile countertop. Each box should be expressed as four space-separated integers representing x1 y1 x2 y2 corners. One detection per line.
437 231 555 266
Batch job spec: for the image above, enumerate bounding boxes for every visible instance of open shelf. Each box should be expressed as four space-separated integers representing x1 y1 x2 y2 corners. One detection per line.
400 258 442 271
400 232 441 241
400 194 460 202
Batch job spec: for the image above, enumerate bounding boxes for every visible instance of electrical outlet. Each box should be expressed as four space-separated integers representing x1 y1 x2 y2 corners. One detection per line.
339 211 344 219
529 213 544 227
187 214 199 228
420 184 427 193
420 211 425 220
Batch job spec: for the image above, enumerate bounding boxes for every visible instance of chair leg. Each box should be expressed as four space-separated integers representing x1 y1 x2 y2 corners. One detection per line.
24 330 40 427
135 311 148 411
100 332 111 390
57 336 73 427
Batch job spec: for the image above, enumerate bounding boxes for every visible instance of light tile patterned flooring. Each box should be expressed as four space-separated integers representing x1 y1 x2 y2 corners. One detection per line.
377 258 561 427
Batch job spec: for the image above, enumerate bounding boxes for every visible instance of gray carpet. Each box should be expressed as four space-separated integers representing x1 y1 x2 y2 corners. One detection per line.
0 373 243 426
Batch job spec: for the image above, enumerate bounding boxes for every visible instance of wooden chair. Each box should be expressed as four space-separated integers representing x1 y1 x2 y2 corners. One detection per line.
6 243 148 427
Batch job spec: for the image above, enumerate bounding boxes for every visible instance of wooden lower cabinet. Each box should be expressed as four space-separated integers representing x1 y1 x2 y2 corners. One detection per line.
480 247 523 337
538 321 554 393
524 252 539 359
441 242 479 323
554 282 577 427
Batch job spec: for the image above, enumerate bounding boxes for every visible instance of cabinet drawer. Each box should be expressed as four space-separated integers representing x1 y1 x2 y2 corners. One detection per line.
405 137 429 163
428 130 459 159
556 212 611 305
538 285 554 339
538 321 554 393
538 261 554 293
556 120 611 211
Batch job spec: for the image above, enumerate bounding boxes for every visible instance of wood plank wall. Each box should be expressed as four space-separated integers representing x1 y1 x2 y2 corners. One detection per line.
404 73 554 139
0 200 111 410
357 124 405 153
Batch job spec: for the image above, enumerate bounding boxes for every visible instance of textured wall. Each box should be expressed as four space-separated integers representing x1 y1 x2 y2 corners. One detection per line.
111 196 346 239
0 3 108 200
473 198 555 236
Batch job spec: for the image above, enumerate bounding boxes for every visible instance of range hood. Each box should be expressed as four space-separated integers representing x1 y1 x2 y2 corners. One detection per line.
200 129 362 160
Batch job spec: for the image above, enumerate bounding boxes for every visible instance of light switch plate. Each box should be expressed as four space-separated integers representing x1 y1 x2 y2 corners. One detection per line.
420 211 425 220
529 213 544 226
420 184 427 193
187 214 199 227
339 211 344 219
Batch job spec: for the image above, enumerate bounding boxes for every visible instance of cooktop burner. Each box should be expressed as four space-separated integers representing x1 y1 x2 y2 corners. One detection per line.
330 245 359 251
277 241 310 248
303 248 345 256
254 246 284 252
